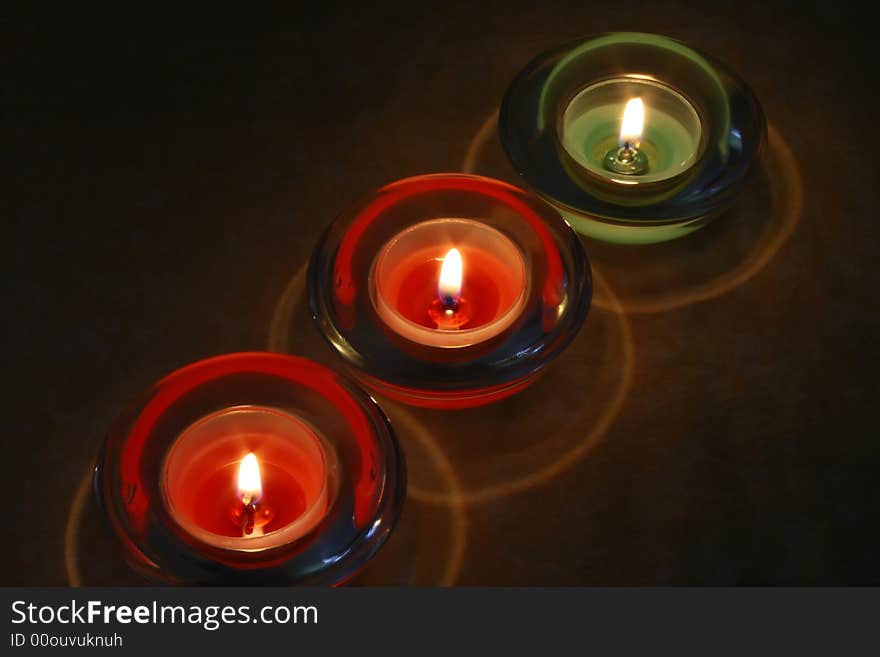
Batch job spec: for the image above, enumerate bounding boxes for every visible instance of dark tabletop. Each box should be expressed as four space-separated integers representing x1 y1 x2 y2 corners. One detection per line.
3 0 878 585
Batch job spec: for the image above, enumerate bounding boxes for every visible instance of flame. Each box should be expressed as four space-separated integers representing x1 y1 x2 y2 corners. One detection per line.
237 452 262 506
437 248 463 307
619 97 644 149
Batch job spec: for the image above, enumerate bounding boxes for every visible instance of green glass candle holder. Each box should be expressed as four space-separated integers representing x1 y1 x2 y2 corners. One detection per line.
500 32 766 244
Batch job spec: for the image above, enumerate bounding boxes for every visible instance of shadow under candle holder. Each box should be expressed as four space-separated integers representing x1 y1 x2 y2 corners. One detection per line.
464 111 802 315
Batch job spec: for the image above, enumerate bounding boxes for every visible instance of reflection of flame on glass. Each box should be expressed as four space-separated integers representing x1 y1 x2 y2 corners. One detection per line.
619 97 644 150
237 453 262 506
438 248 463 308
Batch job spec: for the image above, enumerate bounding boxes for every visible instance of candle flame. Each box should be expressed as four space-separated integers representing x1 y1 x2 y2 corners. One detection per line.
619 97 644 149
237 452 262 506
437 247 463 307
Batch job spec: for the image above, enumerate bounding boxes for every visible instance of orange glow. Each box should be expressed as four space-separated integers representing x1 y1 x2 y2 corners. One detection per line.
237 453 262 506
438 248 463 306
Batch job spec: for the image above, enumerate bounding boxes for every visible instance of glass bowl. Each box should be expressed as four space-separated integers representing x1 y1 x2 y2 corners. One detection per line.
95 352 406 585
500 32 766 244
307 174 592 408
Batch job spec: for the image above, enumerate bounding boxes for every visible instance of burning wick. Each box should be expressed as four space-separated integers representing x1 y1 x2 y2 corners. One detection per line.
604 97 649 175
429 247 472 330
237 453 263 536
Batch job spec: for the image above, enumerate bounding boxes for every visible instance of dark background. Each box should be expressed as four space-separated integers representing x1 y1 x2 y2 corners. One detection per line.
3 1 878 585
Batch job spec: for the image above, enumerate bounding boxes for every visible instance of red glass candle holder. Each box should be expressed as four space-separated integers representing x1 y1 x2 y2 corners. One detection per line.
308 173 592 409
95 352 406 585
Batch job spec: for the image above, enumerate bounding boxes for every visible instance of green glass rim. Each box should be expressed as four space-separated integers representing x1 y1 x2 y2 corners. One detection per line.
499 31 767 232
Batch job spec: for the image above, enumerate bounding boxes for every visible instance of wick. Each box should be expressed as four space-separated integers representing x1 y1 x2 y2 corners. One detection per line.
429 294 471 329
604 142 649 175
617 145 636 162
242 501 257 536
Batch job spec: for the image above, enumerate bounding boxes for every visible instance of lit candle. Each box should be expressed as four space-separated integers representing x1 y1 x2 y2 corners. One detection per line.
162 406 331 551
308 174 590 408
371 218 528 348
98 353 405 584
603 97 648 175
560 77 703 184
500 33 765 244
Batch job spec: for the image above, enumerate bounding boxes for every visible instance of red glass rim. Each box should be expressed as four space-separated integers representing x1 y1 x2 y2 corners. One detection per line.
96 351 406 583
334 174 566 318
308 173 593 408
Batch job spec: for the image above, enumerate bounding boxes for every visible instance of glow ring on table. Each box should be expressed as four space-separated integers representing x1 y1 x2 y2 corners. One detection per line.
267 262 310 354
268 240 633 507
67 271 467 586
369 409 469 586
462 111 803 315
267 262 468 583
400 266 634 506
590 125 802 313
462 109 500 177
64 468 92 587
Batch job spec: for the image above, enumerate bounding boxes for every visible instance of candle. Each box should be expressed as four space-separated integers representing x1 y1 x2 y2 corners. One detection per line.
308 174 591 408
560 77 703 185
500 32 765 244
371 218 528 348
97 352 405 584
162 405 331 551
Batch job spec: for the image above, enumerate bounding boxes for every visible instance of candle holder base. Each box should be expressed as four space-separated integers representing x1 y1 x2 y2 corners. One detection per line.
95 352 405 585
308 174 592 409
500 32 766 245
